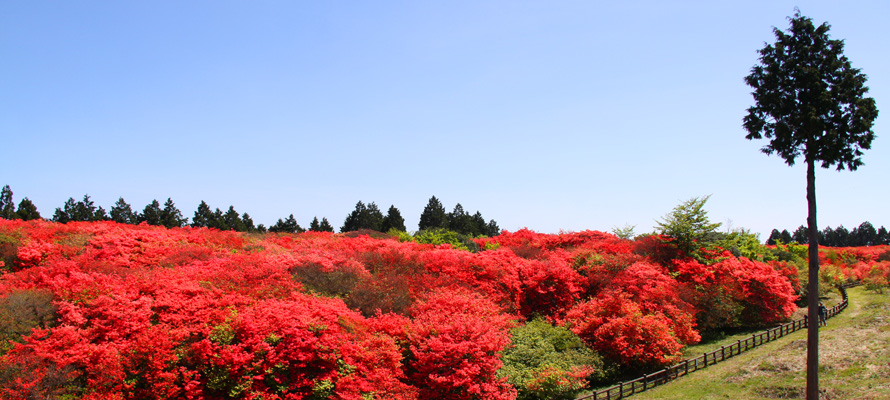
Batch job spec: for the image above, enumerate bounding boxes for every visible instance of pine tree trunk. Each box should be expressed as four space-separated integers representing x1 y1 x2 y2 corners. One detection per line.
806 155 820 400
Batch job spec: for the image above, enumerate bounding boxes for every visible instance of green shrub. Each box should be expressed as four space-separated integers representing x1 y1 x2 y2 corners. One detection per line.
0 231 22 271
1 289 59 354
292 263 361 298
499 319 603 400
413 228 478 252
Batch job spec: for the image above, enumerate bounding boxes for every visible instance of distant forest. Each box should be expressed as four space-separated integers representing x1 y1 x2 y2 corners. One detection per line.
0 185 499 237
767 222 890 247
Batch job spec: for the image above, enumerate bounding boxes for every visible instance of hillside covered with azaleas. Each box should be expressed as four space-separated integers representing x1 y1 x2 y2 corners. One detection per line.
1 219 883 399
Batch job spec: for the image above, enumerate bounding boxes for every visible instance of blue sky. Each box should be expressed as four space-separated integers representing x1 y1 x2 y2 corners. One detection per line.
2 1 888 239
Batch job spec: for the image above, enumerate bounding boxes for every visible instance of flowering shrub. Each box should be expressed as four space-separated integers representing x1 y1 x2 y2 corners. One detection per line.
0 219 824 398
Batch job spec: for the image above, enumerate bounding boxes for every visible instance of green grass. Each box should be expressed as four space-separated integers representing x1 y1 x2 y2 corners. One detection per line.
624 286 890 399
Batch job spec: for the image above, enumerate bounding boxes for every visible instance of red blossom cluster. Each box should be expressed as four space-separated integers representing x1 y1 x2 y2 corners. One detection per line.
0 219 808 398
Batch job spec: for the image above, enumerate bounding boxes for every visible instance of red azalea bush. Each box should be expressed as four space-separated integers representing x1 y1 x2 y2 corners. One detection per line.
0 218 829 398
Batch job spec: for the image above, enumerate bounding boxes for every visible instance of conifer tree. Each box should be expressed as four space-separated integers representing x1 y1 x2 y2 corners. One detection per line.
0 185 17 220
792 225 808 244
53 198 77 223
191 201 215 228
743 12 878 398
418 196 447 231
447 203 475 235
241 213 256 232
223 206 244 231
73 195 98 222
160 198 187 228
766 229 782 245
471 212 487 236
270 214 302 233
110 197 138 224
779 229 793 245
319 217 334 232
381 205 406 232
341 201 384 232
309 217 321 231
15 198 41 221
486 219 501 237
139 200 163 226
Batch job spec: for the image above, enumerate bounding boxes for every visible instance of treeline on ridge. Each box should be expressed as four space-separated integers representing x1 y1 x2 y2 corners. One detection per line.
0 185 499 237
767 222 890 247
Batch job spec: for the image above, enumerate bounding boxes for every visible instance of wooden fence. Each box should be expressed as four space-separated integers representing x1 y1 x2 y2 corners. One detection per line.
576 282 858 400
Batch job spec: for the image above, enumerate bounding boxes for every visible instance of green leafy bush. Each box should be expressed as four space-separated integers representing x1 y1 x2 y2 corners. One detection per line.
499 319 603 400
413 228 478 252
0 289 58 354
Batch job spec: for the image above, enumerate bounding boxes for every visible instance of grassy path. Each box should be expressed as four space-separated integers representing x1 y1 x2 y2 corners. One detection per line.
627 287 890 399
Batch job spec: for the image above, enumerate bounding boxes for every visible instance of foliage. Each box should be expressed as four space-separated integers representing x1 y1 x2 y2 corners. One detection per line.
418 196 448 231
381 205 407 232
654 196 722 257
309 216 335 232
0 289 58 355
413 228 478 252
714 229 776 262
53 195 107 223
499 319 601 400
0 186 16 220
341 201 384 232
743 11 878 172
14 198 41 221
0 219 828 398
269 214 303 233
109 197 137 224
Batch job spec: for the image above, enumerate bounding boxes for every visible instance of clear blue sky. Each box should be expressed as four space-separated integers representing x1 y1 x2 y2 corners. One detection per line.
2 1 888 239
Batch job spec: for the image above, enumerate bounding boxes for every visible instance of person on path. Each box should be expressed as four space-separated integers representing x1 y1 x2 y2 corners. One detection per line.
818 302 828 326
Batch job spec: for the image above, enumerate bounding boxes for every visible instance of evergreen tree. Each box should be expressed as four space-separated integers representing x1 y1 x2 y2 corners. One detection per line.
341 201 366 232
341 201 384 232
223 206 245 231
110 197 138 224
0 185 17 220
486 219 501 237
779 229 793 245
447 203 474 235
270 214 302 233
418 196 448 231
877 226 890 245
256 224 267 234
471 212 487 237
15 198 41 221
73 195 98 221
319 217 334 232
53 198 77 223
851 221 877 246
309 217 321 231
160 198 187 228
191 201 215 228
94 206 109 221
792 225 808 244
743 12 879 397
211 208 225 230
766 229 782 245
365 202 384 231
241 213 256 232
381 205 406 232
139 200 163 226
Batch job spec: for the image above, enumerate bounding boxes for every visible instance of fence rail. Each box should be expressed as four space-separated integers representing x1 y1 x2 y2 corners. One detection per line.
577 282 858 400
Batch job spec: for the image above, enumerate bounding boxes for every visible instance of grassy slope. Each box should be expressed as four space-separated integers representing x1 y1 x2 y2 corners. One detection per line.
628 286 890 400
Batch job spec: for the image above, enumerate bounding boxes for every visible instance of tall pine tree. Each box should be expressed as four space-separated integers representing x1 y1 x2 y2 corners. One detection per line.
418 196 447 231
110 197 138 224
